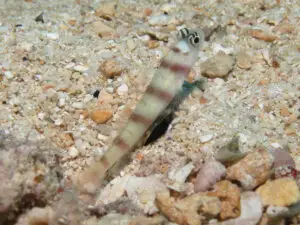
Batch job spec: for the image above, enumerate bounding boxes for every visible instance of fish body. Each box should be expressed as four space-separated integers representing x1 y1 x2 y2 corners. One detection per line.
76 28 204 195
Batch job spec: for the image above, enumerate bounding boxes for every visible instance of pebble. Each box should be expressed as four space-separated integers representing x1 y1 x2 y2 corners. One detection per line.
148 15 171 26
148 40 160 49
226 148 274 190
249 29 278 42
214 136 246 164
74 64 89 72
97 175 131 205
116 83 128 95
236 51 252 69
99 59 123 78
256 178 300 207
4 71 13 79
92 21 115 38
95 2 116 20
208 180 241 220
106 87 114 93
45 32 59 40
58 98 65 107
69 146 79 158
212 43 234 55
125 176 167 215
126 39 136 51
270 149 296 179
72 102 84 109
216 192 263 225
201 51 235 78
194 159 226 192
90 109 112 124
274 23 295 34
156 190 220 225
199 134 213 143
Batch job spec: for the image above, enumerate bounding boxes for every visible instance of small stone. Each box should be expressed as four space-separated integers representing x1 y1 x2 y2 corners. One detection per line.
256 178 300 207
99 59 123 78
250 29 278 42
96 175 131 205
148 40 159 49
156 190 220 225
148 15 171 26
226 148 274 190
58 98 65 107
126 39 136 51
279 105 290 117
208 180 241 220
143 8 153 17
4 71 13 79
274 23 295 34
201 51 235 78
106 87 114 93
216 192 263 225
52 133 74 148
117 84 128 95
95 2 116 20
194 159 226 192
92 21 115 38
74 64 89 72
72 102 84 109
125 176 167 215
45 32 59 40
90 109 112 124
69 146 79 158
68 19 76 26
35 12 44 23
236 51 252 69
199 134 213 143
270 149 296 179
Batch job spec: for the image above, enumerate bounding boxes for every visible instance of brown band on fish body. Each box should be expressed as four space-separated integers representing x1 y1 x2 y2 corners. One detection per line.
146 85 173 103
100 156 110 168
114 137 130 151
130 112 153 127
161 59 191 76
171 46 181 53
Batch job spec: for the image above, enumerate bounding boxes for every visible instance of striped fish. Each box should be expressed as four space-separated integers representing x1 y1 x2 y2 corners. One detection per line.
76 28 204 195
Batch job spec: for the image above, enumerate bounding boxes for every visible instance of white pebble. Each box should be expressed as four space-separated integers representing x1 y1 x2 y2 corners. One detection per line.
74 64 89 72
4 71 13 79
271 142 283 149
106 86 114 93
127 39 136 51
20 42 33 51
72 102 84 109
58 98 65 107
69 146 79 158
117 83 128 95
46 32 59 40
54 118 63 126
37 112 45 120
97 133 108 141
200 134 213 143
212 43 234 55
